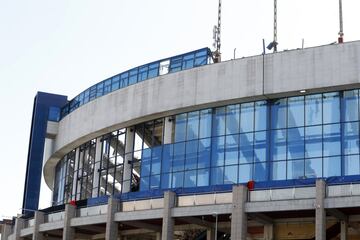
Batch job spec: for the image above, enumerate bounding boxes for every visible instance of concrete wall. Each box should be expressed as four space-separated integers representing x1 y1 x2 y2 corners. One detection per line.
44 41 360 189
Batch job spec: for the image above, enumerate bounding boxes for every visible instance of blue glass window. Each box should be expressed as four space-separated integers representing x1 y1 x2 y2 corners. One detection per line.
198 138 211 169
185 140 198 170
172 172 184 188
271 161 286 180
254 162 267 181
323 124 341 156
170 56 183 73
183 53 195 70
323 156 341 177
271 129 287 161
254 131 267 162
197 169 209 187
141 149 151 177
238 164 252 183
161 173 172 189
224 165 238 184
287 160 304 179
305 158 322 178
174 114 187 142
213 107 226 136
271 99 287 129
305 94 322 126
128 69 138 85
226 104 240 135
173 142 185 172
187 111 199 140
323 92 340 124
148 63 159 79
305 126 322 158
240 102 254 133
138 66 148 82
104 79 112 94
184 170 197 187
211 136 225 167
112 75 120 91
288 96 304 127
120 72 129 88
150 175 160 189
162 144 172 173
225 134 239 165
287 127 305 160
140 177 150 191
344 155 360 176
343 122 360 155
96 82 104 97
255 101 268 131
239 132 254 164
344 90 359 122
211 167 224 185
151 146 162 175
199 109 212 138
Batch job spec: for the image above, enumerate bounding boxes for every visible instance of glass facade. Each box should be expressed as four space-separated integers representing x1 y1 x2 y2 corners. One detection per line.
53 89 360 205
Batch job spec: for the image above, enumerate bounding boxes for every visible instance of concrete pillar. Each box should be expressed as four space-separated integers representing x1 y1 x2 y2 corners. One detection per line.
14 217 25 240
32 211 45 240
231 185 248 240
1 224 12 240
156 232 162 240
162 191 176 240
315 179 326 240
207 228 215 240
105 197 120 240
123 128 135 193
71 147 80 200
163 117 174 144
63 204 76 240
264 224 274 240
92 138 102 197
341 221 348 240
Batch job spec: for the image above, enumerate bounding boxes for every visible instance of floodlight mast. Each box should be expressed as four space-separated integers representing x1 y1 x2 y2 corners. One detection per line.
213 0 222 63
338 0 344 43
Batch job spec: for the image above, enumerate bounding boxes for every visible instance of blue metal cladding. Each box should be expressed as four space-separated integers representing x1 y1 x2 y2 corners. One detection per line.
22 92 67 215
59 47 212 120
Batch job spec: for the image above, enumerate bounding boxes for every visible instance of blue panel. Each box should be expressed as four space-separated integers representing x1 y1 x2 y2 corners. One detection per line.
270 129 286 161
254 131 267 162
287 159 304 179
187 111 199 140
173 142 185 171
343 122 360 155
240 102 254 133
323 92 340 124
224 165 238 184
226 104 240 135
287 127 304 160
239 132 254 164
305 125 322 158
197 169 209 187
344 155 360 176
185 140 198 170
271 99 287 129
288 96 304 127
211 167 224 185
151 146 162 175
323 124 341 156
343 90 359 122
225 134 238 165
184 170 197 187
199 109 212 138
213 107 226 136
305 94 322 126
305 158 322 178
22 92 67 214
211 136 225 167
198 138 211 169
271 161 286 180
238 164 252 183
323 156 341 177
255 101 268 131
174 113 186 142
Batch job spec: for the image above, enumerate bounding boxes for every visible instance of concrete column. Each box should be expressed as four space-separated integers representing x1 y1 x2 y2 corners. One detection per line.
163 117 174 144
1 224 12 240
105 197 120 240
315 179 326 240
71 147 80 200
231 185 248 240
92 138 102 197
14 217 25 240
264 224 274 240
207 228 215 240
32 211 45 240
63 204 76 240
123 128 135 193
162 191 176 240
340 221 348 240
156 232 162 240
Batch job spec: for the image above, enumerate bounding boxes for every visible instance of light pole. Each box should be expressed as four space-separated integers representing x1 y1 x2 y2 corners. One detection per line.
212 212 218 240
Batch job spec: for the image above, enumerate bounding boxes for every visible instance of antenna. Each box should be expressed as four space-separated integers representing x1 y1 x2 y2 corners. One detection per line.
273 0 278 52
338 0 344 43
213 0 222 63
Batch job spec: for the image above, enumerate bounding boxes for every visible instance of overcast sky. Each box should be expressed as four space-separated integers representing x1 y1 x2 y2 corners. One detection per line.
1 0 360 219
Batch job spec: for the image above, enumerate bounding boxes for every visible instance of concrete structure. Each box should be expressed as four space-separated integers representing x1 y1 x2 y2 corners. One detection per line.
3 41 360 239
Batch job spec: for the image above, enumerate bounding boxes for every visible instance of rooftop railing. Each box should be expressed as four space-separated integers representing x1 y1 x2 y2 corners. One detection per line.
59 47 212 120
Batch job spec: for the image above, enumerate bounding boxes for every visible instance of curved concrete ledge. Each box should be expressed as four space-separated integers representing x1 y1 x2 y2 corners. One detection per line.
44 41 360 189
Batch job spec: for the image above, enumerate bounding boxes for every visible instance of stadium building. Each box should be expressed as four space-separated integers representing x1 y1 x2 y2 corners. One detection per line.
2 41 360 240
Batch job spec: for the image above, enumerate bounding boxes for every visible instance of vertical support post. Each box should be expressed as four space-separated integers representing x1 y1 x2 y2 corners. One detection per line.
207 228 215 240
163 117 174 144
315 179 326 240
1 224 12 240
156 232 162 240
63 204 76 240
231 185 248 240
264 224 274 240
105 197 120 240
71 148 80 201
162 191 176 240
123 128 135 193
14 217 25 240
92 138 102 197
340 221 348 240
32 211 45 240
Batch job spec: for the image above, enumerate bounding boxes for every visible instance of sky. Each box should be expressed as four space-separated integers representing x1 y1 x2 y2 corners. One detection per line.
0 0 360 220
